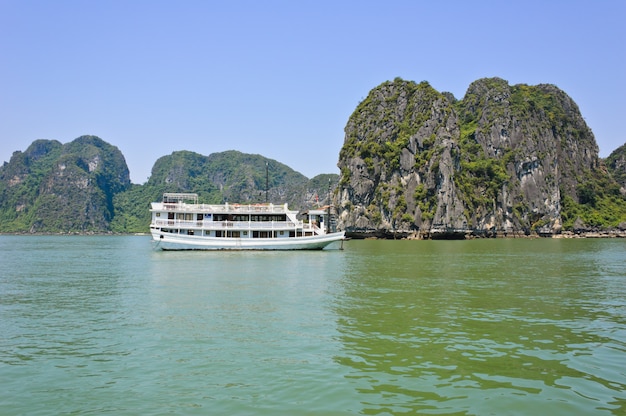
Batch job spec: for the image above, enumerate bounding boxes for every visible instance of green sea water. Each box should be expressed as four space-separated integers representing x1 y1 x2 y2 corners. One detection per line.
0 235 625 415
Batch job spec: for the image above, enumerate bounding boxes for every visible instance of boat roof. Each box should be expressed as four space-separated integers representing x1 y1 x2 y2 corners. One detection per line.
303 206 331 215
163 193 198 203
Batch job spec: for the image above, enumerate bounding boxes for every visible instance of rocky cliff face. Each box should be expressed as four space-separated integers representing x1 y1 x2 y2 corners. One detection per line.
606 143 626 191
336 77 613 237
0 135 130 232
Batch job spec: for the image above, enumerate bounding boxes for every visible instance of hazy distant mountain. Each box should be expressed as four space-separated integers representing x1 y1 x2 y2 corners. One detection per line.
109 149 339 232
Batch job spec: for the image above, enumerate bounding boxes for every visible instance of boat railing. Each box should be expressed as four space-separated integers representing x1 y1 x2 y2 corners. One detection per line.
302 222 315 230
158 203 289 214
305 222 325 234
153 219 298 230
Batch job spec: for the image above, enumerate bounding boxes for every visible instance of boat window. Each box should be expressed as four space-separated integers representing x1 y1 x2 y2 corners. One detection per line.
197 214 203 221
168 212 175 220
251 214 287 222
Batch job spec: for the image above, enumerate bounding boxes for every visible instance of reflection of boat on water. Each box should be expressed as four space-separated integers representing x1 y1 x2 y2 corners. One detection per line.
150 193 345 250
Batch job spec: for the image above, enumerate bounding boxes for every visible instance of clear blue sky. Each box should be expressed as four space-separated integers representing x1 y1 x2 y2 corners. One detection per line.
2 0 624 184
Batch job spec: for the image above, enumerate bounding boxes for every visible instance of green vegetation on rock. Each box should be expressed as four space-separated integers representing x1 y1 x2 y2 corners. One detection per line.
336 76 626 235
0 136 130 233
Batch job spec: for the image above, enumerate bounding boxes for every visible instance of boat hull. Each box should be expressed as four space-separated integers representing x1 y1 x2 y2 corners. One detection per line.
151 229 345 250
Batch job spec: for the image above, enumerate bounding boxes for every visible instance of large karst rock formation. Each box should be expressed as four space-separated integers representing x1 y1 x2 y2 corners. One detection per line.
335 77 614 237
0 136 130 232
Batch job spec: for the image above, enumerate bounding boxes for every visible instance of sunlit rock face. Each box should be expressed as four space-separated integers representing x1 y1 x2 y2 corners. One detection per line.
336 77 602 237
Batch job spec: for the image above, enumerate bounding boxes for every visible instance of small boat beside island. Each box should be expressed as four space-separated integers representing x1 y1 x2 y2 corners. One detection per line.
150 193 345 250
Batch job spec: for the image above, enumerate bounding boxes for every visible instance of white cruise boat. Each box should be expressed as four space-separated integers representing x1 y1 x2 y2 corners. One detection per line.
150 193 345 250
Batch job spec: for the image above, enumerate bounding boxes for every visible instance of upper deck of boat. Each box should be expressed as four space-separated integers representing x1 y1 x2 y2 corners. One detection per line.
151 193 293 214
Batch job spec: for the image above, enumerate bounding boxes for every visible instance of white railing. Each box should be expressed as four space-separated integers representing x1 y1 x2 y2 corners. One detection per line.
158 203 288 214
153 219 299 230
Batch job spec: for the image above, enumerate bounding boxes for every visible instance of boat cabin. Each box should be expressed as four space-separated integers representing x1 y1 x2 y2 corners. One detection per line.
303 207 333 233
